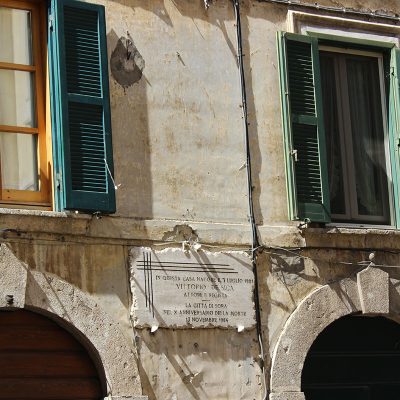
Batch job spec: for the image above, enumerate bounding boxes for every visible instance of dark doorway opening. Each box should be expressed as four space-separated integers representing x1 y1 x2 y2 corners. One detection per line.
302 315 400 400
0 309 106 399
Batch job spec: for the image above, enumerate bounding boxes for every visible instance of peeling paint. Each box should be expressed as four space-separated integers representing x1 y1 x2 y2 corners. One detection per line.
162 224 199 242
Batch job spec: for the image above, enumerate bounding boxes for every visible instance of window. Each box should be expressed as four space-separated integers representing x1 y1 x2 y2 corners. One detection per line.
0 0 116 213
278 32 400 226
321 48 391 224
0 0 49 206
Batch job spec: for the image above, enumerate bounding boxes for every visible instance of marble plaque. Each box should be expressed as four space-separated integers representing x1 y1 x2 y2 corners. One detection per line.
130 247 255 329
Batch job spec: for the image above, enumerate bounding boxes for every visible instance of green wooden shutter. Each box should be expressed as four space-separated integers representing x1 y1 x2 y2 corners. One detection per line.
277 32 330 223
49 0 115 213
389 48 400 228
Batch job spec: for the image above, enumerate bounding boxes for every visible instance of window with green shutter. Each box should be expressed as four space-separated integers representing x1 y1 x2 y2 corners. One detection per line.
278 32 399 227
49 0 116 213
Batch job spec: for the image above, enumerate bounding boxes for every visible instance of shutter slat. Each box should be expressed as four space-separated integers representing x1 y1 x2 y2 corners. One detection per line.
69 102 107 193
64 5 102 97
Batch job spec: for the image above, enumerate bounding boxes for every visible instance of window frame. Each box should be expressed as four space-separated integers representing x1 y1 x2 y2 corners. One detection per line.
0 0 116 214
278 28 400 228
0 0 51 207
319 45 394 226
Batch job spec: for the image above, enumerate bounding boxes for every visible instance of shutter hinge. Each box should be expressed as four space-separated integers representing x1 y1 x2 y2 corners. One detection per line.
291 149 298 162
49 14 54 31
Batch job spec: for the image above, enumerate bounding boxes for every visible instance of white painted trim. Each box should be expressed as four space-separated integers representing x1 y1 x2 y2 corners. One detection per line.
302 25 399 46
288 10 400 46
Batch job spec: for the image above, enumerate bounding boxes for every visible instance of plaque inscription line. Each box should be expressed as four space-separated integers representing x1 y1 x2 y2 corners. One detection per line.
138 252 240 318
143 252 155 317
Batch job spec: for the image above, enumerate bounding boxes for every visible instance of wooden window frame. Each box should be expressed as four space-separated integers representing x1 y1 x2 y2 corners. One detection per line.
0 0 51 207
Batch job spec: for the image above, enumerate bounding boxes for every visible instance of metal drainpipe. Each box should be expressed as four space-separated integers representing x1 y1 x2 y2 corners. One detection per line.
232 1 267 399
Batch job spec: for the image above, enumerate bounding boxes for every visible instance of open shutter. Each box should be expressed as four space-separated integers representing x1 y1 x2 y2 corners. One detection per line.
277 32 330 223
49 0 115 213
389 48 400 228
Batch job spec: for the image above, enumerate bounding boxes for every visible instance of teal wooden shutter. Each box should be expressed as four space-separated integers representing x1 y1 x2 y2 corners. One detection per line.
49 0 115 213
277 32 330 223
389 48 400 228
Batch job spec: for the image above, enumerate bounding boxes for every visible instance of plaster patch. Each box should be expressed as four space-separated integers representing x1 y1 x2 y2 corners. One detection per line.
130 247 255 329
110 34 145 88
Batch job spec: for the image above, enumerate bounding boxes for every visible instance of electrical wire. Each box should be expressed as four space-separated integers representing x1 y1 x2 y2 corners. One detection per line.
4 227 400 269
232 0 268 398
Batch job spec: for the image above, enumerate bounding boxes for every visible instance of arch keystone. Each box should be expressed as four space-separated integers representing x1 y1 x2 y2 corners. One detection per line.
357 266 389 314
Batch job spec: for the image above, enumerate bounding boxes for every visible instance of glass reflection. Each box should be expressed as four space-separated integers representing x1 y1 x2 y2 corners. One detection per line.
0 7 32 65
0 132 38 191
0 70 36 127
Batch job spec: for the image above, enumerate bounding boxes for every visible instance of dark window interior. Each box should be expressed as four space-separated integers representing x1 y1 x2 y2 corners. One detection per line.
302 315 400 400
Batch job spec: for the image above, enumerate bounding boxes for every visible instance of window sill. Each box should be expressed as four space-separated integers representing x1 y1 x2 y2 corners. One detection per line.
0 207 91 220
301 225 400 251
325 222 396 230
0 207 399 249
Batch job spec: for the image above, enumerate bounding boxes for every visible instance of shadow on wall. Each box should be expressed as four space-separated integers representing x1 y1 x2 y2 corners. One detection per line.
136 328 261 400
107 29 153 218
107 0 266 224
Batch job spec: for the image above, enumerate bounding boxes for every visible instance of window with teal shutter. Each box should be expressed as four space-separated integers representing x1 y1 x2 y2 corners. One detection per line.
389 48 400 228
49 0 115 213
278 32 400 226
277 32 331 223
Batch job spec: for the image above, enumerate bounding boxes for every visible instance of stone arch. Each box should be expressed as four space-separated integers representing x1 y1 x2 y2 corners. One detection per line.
269 265 395 400
0 244 144 400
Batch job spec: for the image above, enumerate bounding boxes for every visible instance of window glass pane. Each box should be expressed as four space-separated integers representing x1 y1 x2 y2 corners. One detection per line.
0 132 38 191
346 56 389 220
0 7 32 65
0 69 36 127
320 53 347 216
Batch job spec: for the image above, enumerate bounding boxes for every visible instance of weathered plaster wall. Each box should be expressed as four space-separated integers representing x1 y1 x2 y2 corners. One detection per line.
103 0 249 224
4 1 400 399
4 236 265 400
7 240 132 337
137 328 263 400
258 246 400 394
98 0 400 229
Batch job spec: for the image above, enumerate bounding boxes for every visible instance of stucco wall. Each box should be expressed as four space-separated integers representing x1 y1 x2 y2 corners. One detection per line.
3 0 400 399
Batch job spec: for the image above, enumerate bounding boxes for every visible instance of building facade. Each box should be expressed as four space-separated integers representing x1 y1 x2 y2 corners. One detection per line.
1 0 400 399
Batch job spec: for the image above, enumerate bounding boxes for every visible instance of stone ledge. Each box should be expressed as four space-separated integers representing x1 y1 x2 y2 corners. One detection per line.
106 397 148 400
303 227 400 250
2 207 400 248
270 393 305 400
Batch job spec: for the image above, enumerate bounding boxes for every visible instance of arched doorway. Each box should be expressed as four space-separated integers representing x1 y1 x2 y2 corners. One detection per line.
0 309 106 399
301 315 400 400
